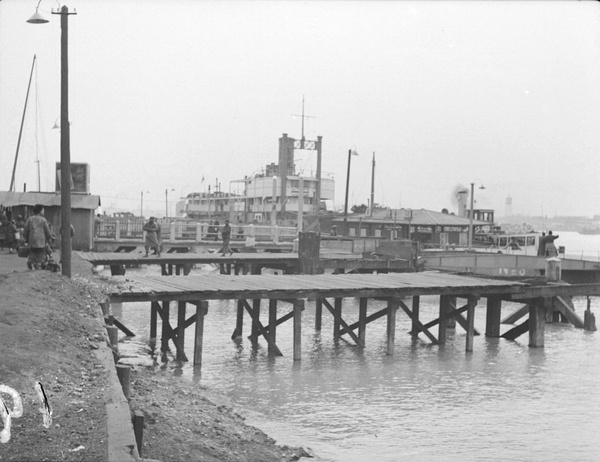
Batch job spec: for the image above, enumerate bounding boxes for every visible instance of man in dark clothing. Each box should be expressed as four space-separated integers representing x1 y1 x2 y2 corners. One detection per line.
537 232 547 256
545 231 560 257
221 220 232 256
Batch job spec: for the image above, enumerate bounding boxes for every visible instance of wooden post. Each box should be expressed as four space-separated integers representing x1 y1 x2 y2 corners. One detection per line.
359 298 367 345
106 325 118 349
466 296 477 352
232 299 244 340
293 299 303 361
298 231 321 274
315 298 323 331
116 364 131 399
251 299 261 341
132 410 144 456
485 296 502 337
333 298 342 340
194 301 208 366
411 295 420 338
268 299 278 354
446 296 457 329
161 301 170 353
529 298 546 348
387 298 398 355
584 297 597 331
150 302 157 340
176 302 186 361
438 295 448 344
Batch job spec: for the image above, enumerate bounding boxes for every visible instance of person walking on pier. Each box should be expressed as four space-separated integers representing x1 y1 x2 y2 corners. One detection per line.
23 204 53 270
221 219 232 256
143 217 162 257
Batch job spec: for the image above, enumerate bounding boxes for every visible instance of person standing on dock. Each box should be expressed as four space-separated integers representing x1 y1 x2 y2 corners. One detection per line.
143 217 162 257
221 219 232 256
537 232 547 256
545 231 560 257
23 204 53 270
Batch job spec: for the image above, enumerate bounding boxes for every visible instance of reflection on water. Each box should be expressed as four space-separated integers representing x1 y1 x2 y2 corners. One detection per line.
110 266 600 462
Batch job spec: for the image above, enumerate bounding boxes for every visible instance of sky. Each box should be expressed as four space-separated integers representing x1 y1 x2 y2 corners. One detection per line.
2 0 600 219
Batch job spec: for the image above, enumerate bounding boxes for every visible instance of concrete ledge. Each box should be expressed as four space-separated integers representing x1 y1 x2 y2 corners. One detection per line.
93 306 140 462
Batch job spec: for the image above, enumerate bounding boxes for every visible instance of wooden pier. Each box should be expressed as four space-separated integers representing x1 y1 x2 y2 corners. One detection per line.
78 251 413 276
104 271 600 369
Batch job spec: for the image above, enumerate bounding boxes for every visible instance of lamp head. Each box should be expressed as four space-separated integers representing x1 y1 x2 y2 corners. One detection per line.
27 10 49 24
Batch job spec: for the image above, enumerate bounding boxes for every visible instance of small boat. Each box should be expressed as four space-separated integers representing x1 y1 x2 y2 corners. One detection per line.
578 227 600 235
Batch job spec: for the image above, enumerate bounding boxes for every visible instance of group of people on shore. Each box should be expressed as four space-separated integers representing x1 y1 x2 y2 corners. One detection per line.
1 204 75 270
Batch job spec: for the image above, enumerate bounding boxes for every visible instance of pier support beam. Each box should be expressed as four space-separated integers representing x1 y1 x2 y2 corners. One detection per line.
387 298 399 355
268 299 278 354
315 299 323 331
194 301 208 366
465 296 478 352
359 298 367 345
333 298 342 340
438 295 449 344
176 302 186 361
485 296 502 337
411 296 420 338
161 301 170 353
232 300 244 340
529 298 546 348
293 299 303 361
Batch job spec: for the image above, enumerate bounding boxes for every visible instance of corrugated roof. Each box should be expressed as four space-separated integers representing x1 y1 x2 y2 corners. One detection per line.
0 191 100 210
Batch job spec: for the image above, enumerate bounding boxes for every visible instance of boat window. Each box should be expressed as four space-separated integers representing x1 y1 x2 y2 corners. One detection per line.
527 236 536 246
499 237 508 246
516 237 526 246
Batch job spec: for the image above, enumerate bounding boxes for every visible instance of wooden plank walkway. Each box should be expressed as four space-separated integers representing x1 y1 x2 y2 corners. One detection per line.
78 251 412 275
108 271 528 303
103 271 600 369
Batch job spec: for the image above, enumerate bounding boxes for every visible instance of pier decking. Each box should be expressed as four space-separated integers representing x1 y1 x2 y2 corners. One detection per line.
78 251 412 275
104 271 600 368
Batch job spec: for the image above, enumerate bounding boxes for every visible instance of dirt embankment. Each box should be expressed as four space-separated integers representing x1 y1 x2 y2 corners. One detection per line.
0 260 312 462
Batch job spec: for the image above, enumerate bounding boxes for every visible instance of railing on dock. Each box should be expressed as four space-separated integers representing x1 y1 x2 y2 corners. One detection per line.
95 217 298 243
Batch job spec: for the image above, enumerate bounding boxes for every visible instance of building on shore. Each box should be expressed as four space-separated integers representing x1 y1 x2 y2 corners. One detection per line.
329 207 495 247
0 191 101 251
180 133 335 226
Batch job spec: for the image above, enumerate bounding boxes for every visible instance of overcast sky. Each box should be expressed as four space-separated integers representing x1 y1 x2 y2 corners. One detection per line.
2 0 600 219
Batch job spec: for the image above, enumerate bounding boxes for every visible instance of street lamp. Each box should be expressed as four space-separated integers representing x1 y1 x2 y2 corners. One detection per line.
343 148 359 236
140 191 150 217
165 188 175 218
28 3 77 278
468 181 486 250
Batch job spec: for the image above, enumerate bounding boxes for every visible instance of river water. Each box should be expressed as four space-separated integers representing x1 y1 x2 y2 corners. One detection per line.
109 231 600 461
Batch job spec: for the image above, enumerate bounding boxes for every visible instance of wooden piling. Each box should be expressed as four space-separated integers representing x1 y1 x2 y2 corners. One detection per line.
465 296 477 352
386 298 398 355
161 301 170 353
438 295 448 344
268 299 278 354
132 410 144 456
293 299 303 361
315 298 322 331
251 299 261 341
333 298 342 340
232 300 244 340
150 302 158 340
106 325 119 349
298 232 320 274
194 301 208 366
176 302 186 361
446 296 457 329
116 364 131 399
529 298 546 347
411 296 420 338
584 297 597 331
485 296 502 337
359 298 367 345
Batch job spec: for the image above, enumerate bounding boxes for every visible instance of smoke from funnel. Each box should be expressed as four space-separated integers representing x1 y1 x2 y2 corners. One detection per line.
451 184 469 217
